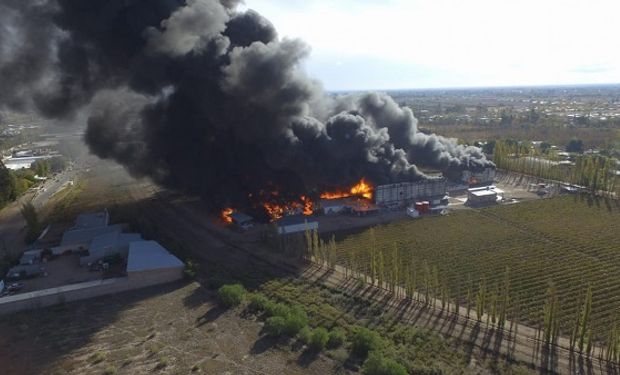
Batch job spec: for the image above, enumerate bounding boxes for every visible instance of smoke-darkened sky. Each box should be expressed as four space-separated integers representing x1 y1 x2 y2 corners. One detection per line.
1 0 493 209
245 0 620 90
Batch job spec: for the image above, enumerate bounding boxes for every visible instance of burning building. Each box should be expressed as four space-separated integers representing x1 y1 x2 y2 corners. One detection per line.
0 0 495 214
374 178 448 208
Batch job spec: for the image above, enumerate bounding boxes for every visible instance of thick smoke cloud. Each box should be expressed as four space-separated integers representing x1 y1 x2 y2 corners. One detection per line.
0 0 494 209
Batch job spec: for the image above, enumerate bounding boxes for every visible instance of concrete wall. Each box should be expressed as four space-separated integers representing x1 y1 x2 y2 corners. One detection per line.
277 221 319 235
0 267 184 316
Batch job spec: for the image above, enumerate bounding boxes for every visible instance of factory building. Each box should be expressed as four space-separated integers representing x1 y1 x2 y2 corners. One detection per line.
462 167 496 186
276 215 319 235
374 178 447 208
467 186 504 205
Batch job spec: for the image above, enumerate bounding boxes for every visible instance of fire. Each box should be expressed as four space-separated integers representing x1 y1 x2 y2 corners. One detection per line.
321 178 373 200
300 195 314 216
262 196 314 221
263 202 286 221
221 208 234 224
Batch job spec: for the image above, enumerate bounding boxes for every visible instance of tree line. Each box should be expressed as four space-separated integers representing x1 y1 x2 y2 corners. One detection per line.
301 228 620 363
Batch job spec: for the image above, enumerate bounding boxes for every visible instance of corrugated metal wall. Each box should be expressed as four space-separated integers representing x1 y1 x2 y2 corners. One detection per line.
375 179 447 206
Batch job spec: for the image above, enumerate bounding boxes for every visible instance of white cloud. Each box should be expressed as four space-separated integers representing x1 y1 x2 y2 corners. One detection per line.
243 0 620 89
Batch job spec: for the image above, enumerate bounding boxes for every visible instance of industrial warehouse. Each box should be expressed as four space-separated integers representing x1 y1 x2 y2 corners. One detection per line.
223 167 499 233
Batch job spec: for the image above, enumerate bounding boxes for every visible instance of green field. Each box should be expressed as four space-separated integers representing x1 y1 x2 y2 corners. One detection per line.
333 195 620 340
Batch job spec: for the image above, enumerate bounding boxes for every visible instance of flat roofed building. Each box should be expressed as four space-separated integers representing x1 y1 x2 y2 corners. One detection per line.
79 231 142 266
126 241 184 287
467 186 504 205
59 224 123 251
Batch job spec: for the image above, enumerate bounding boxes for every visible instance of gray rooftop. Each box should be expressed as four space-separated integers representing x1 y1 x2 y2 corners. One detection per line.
230 212 253 224
126 241 184 272
90 231 142 252
61 224 122 247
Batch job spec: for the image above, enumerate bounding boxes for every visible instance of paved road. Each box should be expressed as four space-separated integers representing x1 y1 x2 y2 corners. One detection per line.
0 157 88 257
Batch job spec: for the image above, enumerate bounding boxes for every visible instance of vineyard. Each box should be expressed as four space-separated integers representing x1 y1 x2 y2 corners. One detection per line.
323 195 620 346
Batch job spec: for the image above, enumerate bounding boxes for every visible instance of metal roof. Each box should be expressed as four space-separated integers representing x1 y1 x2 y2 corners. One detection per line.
126 241 184 272
230 212 253 224
61 224 122 247
90 231 141 252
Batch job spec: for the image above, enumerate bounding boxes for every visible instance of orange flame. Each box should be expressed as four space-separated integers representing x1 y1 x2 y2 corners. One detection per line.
301 195 314 216
321 178 373 200
262 196 314 221
221 208 234 224
263 202 286 221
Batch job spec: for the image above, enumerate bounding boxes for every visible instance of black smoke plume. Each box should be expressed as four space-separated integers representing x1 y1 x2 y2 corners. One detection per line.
0 0 494 209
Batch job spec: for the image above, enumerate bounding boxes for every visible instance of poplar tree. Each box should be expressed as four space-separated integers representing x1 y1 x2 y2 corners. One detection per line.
476 278 486 322
578 284 593 353
543 283 559 345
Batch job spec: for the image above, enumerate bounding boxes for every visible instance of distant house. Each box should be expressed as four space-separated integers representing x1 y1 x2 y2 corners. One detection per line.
79 231 142 266
126 241 184 285
276 215 318 235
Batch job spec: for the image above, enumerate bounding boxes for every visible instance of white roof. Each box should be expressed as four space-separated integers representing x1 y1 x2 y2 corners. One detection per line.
127 241 184 272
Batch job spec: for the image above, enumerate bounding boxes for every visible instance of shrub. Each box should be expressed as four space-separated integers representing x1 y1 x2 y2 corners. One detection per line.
309 327 329 352
298 326 312 344
264 301 291 318
362 351 407 375
248 293 270 313
327 328 346 349
217 284 246 308
184 259 199 279
351 328 383 358
283 305 308 336
265 316 287 336
264 304 309 337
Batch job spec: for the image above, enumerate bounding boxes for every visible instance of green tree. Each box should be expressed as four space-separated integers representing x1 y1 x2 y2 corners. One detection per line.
362 351 407 375
21 202 41 243
309 327 329 351
566 138 584 153
351 328 383 358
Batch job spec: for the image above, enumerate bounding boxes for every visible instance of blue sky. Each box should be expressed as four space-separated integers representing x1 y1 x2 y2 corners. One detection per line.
243 0 620 90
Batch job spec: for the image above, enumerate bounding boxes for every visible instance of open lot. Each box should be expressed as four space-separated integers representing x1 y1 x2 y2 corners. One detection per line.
0 282 346 375
14 254 104 294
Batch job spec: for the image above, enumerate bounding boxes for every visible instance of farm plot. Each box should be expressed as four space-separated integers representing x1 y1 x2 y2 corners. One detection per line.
332 195 620 340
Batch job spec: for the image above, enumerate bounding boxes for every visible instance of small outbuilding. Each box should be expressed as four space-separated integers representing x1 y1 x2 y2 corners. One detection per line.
276 215 319 235
467 186 504 205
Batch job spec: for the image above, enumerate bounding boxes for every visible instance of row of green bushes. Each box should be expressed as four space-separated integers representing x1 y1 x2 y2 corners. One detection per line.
216 283 408 374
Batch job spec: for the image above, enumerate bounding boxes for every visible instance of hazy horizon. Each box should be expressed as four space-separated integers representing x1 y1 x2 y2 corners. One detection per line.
245 0 620 91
